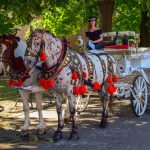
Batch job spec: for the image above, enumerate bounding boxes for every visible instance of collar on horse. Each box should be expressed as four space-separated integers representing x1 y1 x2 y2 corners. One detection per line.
0 36 30 84
41 40 68 79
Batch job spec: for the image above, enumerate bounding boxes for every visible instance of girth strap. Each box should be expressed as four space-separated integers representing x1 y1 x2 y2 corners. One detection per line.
81 53 95 80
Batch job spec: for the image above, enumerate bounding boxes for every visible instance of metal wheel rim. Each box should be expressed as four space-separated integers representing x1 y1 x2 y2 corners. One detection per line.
76 95 89 112
132 75 148 116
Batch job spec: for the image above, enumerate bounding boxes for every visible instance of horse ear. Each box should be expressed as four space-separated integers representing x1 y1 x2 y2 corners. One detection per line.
30 25 34 33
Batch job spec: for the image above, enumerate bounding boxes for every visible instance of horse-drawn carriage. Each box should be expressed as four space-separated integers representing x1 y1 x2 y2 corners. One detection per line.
1 29 150 141
76 31 150 117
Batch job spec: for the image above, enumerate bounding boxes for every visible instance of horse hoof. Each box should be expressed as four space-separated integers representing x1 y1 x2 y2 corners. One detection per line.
100 119 108 128
21 133 30 141
53 131 63 142
69 131 79 141
36 128 46 135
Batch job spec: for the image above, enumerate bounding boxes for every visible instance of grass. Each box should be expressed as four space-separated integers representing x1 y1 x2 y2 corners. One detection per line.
0 78 20 101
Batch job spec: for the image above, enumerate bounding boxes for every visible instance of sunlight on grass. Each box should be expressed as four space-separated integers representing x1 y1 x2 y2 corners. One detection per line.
0 85 5 88
0 78 20 101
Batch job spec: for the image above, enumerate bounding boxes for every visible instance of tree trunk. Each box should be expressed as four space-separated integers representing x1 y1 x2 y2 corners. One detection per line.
99 0 115 32
139 11 150 47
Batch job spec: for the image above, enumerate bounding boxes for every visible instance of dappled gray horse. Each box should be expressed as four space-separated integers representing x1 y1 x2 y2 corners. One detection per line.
25 29 117 141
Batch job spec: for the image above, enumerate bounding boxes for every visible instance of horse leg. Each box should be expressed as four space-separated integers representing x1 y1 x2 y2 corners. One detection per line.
99 83 110 128
63 98 72 124
35 92 46 135
68 93 79 141
19 90 30 137
53 93 63 142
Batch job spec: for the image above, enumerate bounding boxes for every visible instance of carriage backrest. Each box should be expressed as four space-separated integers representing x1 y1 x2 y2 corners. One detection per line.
103 31 137 39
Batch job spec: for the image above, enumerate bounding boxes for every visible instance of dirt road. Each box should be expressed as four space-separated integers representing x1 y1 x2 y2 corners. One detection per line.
0 97 150 150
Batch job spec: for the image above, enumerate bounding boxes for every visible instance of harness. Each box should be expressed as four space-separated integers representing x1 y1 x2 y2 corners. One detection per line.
80 53 95 80
0 37 30 83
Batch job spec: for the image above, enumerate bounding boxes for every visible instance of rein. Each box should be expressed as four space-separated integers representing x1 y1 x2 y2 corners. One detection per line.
26 34 66 78
0 37 30 83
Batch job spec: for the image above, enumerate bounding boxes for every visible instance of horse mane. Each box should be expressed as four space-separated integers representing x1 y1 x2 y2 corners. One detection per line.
30 29 56 38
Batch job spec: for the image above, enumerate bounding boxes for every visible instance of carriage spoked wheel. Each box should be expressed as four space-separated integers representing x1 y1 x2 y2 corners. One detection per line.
130 75 149 117
76 94 90 113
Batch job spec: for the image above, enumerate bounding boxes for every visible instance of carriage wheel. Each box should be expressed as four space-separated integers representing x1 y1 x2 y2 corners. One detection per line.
76 94 90 113
130 75 148 117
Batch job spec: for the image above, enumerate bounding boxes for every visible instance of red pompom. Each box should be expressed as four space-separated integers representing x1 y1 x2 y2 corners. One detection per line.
107 75 112 84
79 85 87 95
112 74 118 82
8 79 14 86
107 85 117 94
73 86 80 95
82 71 87 79
72 71 78 80
48 78 55 87
40 51 47 61
17 79 23 86
13 81 17 87
93 82 101 91
39 77 49 89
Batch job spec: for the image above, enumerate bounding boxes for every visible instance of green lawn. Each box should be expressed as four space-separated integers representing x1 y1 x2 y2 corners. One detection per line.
0 79 20 101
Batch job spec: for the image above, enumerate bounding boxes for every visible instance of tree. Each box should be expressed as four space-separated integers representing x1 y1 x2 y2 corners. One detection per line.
99 0 115 32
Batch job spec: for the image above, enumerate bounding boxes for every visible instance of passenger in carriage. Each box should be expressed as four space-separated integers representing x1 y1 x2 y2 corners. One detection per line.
85 16 118 50
85 16 104 50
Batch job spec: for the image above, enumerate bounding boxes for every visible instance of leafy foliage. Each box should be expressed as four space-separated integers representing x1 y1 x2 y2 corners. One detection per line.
1 0 150 36
31 0 99 37
0 12 14 34
112 0 141 33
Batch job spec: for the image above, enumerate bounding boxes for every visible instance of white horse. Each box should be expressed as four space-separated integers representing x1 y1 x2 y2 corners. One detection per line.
0 34 47 138
25 29 117 141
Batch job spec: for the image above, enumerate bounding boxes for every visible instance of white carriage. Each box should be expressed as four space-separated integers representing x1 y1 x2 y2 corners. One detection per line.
76 31 150 117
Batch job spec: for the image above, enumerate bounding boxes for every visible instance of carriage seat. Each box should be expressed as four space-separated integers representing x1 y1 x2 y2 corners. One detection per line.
103 31 136 38
103 31 139 50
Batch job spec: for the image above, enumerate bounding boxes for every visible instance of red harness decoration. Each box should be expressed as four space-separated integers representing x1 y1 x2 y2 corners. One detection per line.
8 68 30 87
40 51 47 61
8 79 23 87
107 74 118 94
39 42 65 90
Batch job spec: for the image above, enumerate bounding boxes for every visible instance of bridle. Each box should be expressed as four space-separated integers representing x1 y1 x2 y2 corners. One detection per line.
0 35 30 81
26 31 67 80
26 35 45 66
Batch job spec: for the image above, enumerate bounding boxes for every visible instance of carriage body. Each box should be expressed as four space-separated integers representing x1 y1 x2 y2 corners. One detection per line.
77 31 150 117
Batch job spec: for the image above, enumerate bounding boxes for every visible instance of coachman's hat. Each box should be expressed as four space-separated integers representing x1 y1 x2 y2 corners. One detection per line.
88 16 96 21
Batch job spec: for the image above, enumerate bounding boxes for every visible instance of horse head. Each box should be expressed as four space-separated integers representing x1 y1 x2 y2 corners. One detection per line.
0 34 17 76
26 29 63 69
0 34 27 77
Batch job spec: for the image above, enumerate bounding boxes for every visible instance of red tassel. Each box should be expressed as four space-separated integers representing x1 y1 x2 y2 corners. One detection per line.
39 77 49 89
107 85 117 94
107 75 112 84
112 74 118 82
73 86 80 95
48 78 55 87
72 71 78 80
93 82 101 91
13 81 17 86
8 79 23 87
79 85 87 95
8 79 13 86
18 79 23 86
40 51 47 61
82 71 87 79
